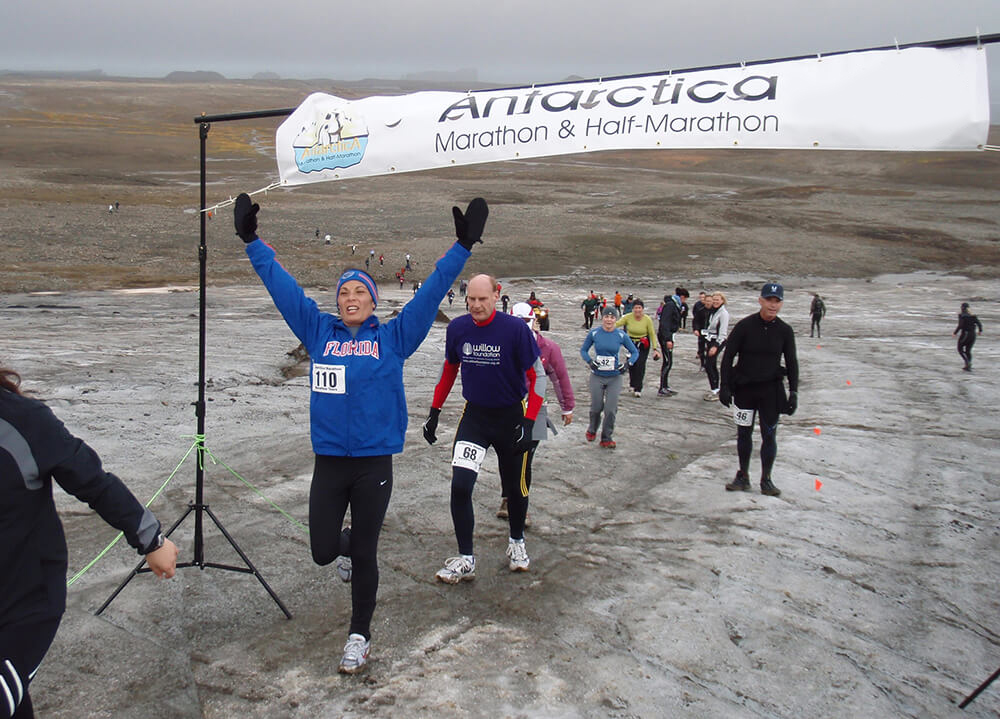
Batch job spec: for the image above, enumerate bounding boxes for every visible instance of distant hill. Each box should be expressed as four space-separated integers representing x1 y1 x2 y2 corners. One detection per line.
164 70 226 82
403 68 478 83
0 69 105 79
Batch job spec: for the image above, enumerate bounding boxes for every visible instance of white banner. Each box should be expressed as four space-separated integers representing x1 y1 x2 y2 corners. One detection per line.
275 45 989 186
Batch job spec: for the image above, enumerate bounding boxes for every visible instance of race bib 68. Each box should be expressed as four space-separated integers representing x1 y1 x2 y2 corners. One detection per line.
452 440 487 472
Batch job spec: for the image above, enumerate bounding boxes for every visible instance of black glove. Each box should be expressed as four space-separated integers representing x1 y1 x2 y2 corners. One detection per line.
786 391 798 416
233 193 259 243
422 407 441 445
719 386 732 407
619 363 630 375
514 417 534 454
452 198 488 250
588 361 600 372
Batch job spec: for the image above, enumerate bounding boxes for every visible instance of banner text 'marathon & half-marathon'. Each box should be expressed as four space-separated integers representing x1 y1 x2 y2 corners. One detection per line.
434 74 779 152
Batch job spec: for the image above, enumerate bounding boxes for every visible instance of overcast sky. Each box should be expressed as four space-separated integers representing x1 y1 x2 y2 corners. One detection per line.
1 1 997 107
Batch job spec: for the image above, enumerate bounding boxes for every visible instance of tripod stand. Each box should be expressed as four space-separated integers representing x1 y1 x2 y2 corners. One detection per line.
97 108 297 618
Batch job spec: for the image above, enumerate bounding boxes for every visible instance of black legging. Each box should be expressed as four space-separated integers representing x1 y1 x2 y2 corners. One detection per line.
451 403 529 555
658 347 673 390
734 382 781 480
810 315 822 338
628 342 650 392
737 419 778 479
309 454 393 641
957 333 976 367
705 348 720 390
502 440 540 499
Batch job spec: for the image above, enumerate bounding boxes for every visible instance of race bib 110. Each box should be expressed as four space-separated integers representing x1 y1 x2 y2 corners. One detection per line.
312 364 346 394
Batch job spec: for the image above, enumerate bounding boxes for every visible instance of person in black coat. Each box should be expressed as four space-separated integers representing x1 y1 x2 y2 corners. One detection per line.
0 366 178 718
953 302 983 371
657 287 688 396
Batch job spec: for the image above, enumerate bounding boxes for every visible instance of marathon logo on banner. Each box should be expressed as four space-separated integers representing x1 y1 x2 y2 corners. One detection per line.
275 45 989 186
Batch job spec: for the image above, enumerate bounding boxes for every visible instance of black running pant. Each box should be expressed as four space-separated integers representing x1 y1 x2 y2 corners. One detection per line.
628 342 650 392
957 333 975 367
659 346 673 390
502 440 540 499
451 403 529 555
0 616 61 718
734 382 781 480
705 350 720 391
811 315 822 338
309 454 392 640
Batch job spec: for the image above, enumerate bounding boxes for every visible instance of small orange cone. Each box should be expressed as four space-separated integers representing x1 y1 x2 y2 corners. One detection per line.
846 380 852 386
815 479 823 491
813 427 821 435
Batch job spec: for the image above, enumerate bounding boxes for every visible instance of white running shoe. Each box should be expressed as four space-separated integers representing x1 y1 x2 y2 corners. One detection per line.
435 555 476 584
338 633 370 674
506 539 530 572
335 555 352 583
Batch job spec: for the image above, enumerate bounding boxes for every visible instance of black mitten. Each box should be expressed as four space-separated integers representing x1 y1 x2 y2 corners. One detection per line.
422 407 441 445
514 417 535 454
786 391 798 416
234 193 259 243
452 198 488 250
719 386 732 407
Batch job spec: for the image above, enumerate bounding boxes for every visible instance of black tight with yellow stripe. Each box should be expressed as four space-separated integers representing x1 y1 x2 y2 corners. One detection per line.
450 403 530 555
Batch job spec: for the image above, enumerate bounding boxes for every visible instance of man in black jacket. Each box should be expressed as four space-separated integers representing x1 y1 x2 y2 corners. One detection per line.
657 287 688 396
719 283 799 497
1 366 178 718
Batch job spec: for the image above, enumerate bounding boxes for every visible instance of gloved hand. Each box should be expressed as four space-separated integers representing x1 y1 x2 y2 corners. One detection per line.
786 391 798 416
514 417 534 454
719 386 732 407
452 198 488 250
618 363 630 375
588 361 600 372
233 193 260 243
422 407 441 445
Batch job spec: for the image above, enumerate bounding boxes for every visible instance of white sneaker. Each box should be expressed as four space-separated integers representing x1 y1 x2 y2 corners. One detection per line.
634 390 641 398
335 555 352 583
338 633 370 674
435 555 476 584
703 391 719 401
506 539 530 572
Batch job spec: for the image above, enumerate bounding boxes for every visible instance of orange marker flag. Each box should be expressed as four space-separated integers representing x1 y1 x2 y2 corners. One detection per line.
815 479 823 491
846 380 852 386
813 427 821 435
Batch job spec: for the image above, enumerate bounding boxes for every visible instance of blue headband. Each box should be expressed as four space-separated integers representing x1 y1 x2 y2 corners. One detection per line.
337 269 378 308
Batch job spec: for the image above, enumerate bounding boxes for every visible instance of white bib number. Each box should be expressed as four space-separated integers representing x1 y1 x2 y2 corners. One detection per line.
594 355 616 371
312 364 346 394
452 441 487 472
733 407 755 427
